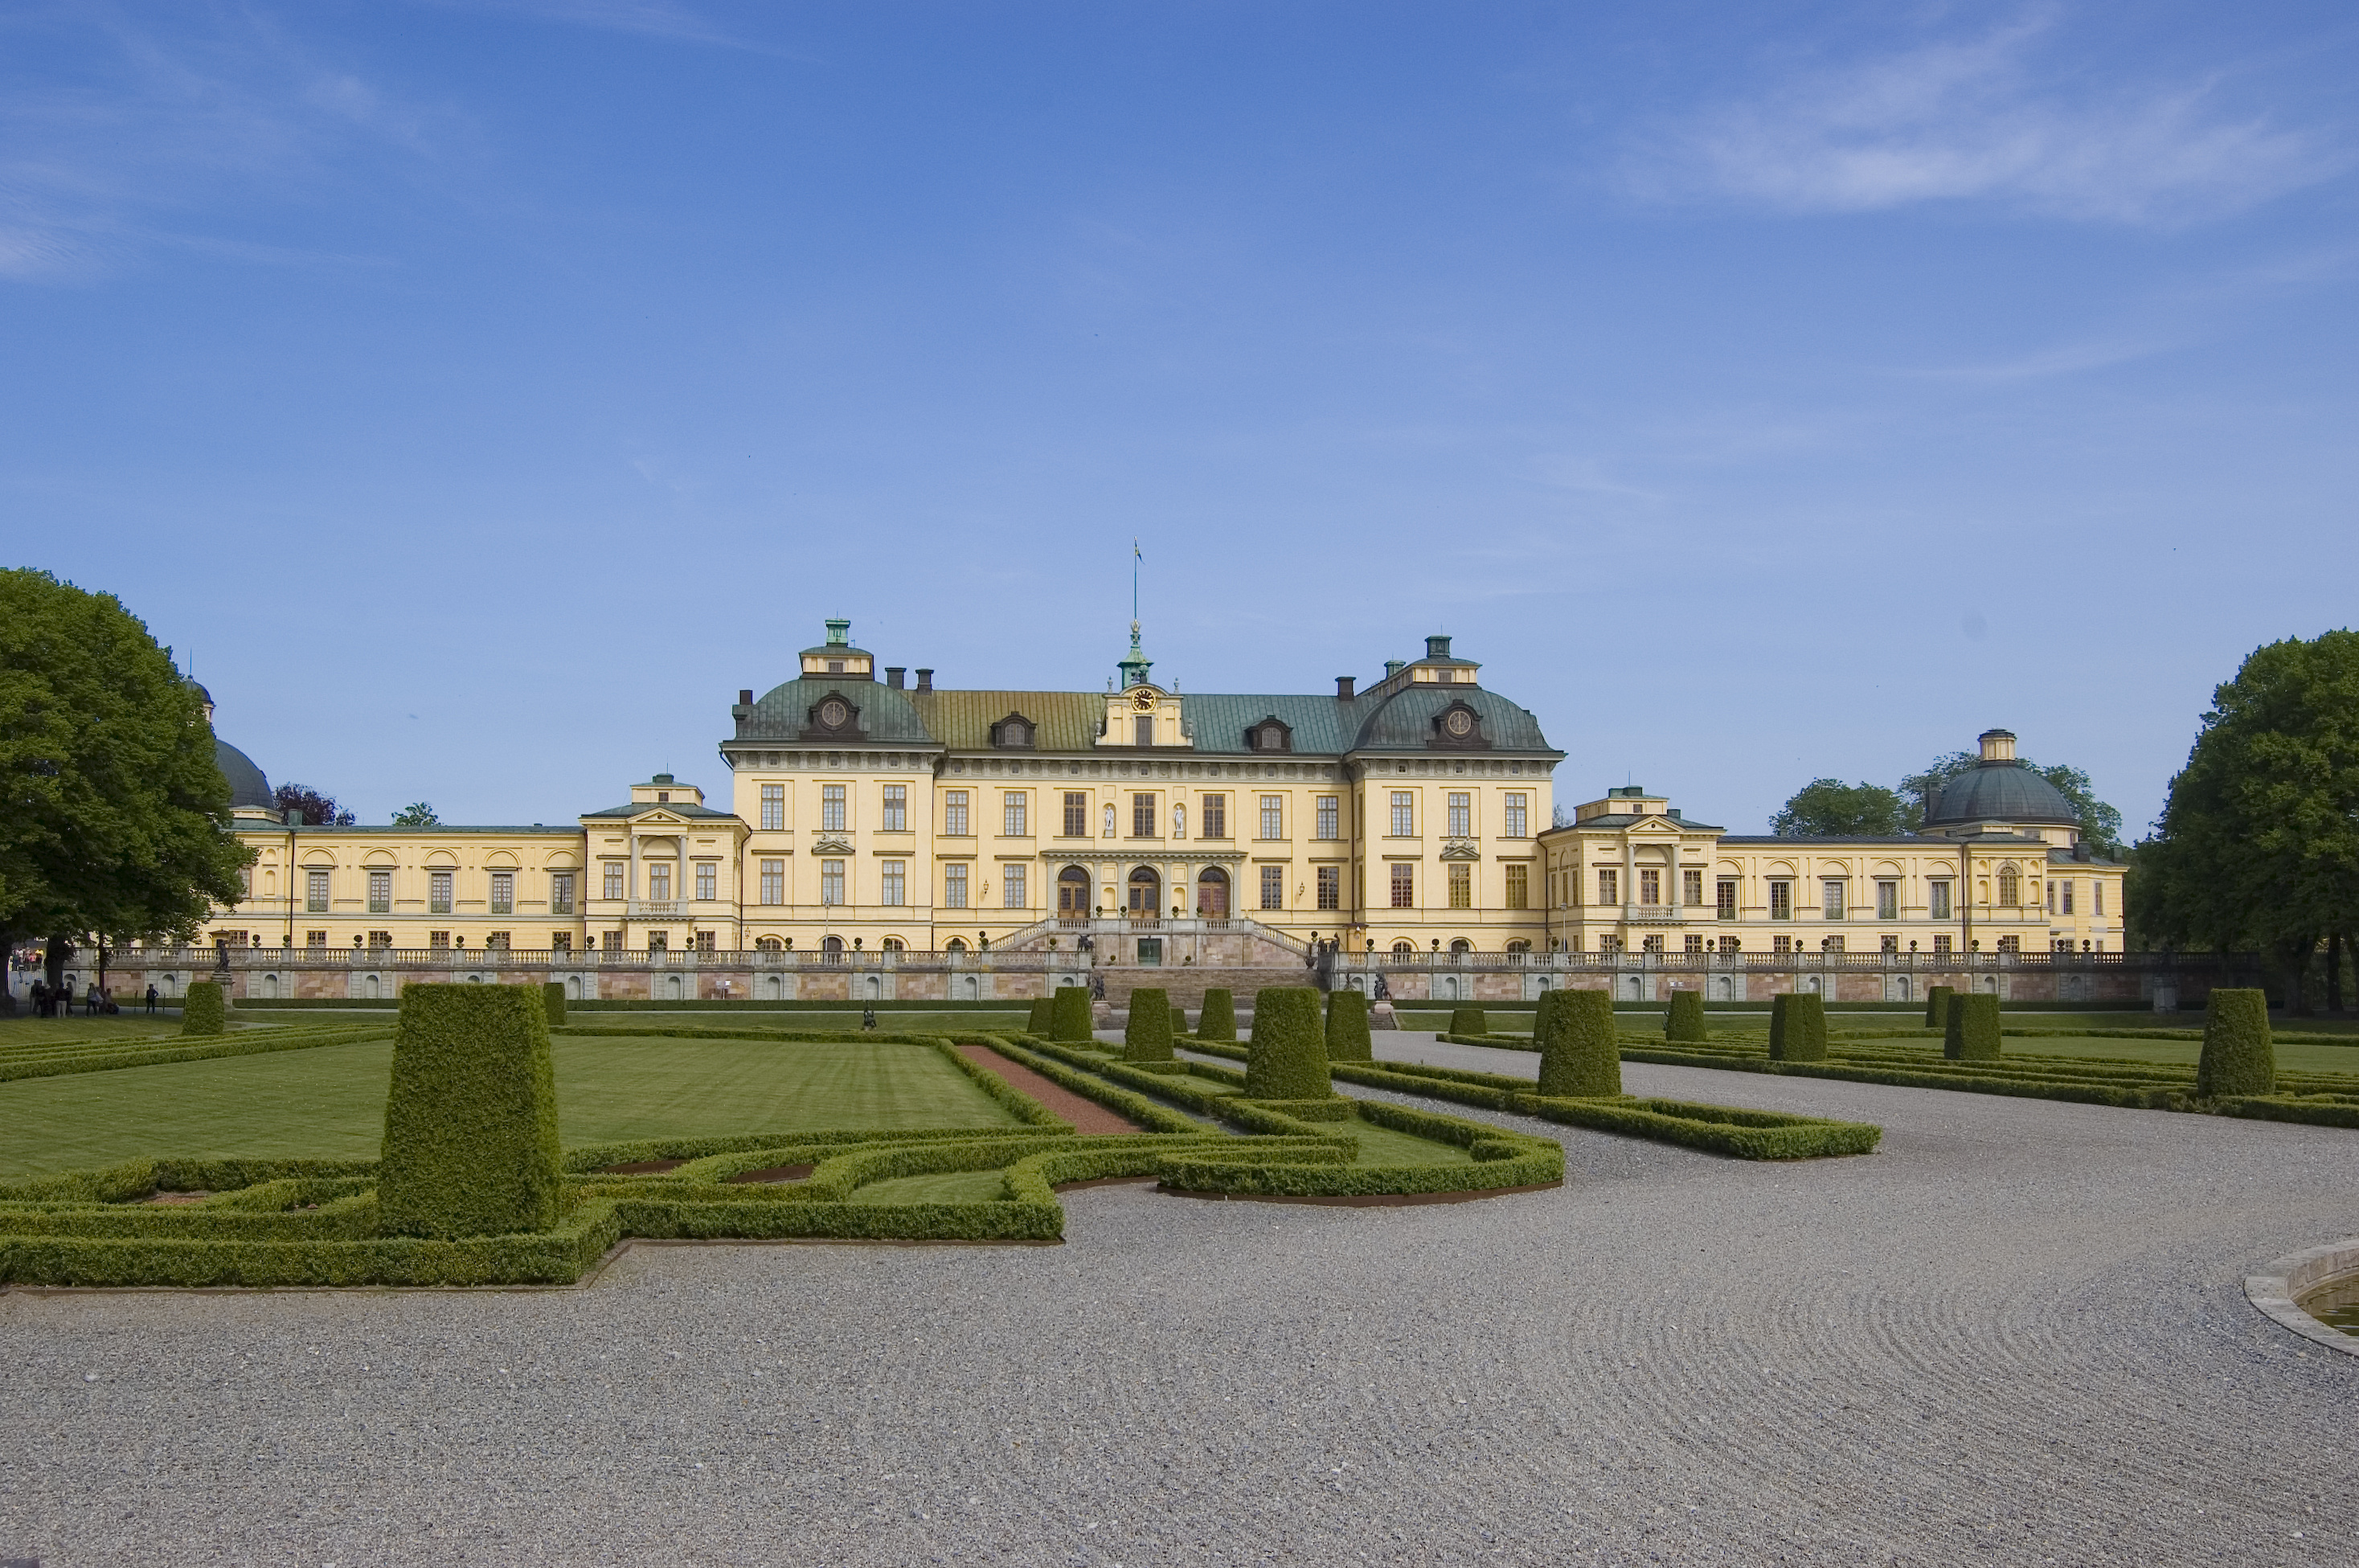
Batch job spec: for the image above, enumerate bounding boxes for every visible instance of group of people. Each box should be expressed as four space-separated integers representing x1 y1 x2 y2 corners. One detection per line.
22 979 159 1017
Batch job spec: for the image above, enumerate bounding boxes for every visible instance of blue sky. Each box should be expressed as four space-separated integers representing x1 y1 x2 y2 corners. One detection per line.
5 1 2354 835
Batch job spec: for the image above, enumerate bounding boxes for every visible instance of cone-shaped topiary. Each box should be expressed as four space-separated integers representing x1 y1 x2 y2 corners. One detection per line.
1170 1004 1187 1037
1943 992 2001 1061
1325 988 1374 1062
1665 989 1706 1042
1769 993 1828 1062
1050 985 1095 1042
541 981 567 1028
1198 988 1237 1041
1448 1005 1487 1037
1124 986 1175 1062
1026 997 1054 1036
180 981 227 1037
2197 988 2275 1098
1535 988 1618 1096
1245 987 1330 1099
378 984 563 1239
1923 985 1954 1030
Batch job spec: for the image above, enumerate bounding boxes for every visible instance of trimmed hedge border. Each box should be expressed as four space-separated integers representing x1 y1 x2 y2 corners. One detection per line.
0 1023 392 1085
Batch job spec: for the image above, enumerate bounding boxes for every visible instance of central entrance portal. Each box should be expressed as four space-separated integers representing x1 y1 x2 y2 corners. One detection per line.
1196 866 1229 917
1128 866 1162 915
1058 865 1091 915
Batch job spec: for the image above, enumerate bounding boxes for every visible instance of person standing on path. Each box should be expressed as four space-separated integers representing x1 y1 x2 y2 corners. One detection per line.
146 984 159 1015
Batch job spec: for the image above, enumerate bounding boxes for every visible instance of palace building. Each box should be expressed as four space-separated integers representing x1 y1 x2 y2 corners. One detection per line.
185 621 2124 990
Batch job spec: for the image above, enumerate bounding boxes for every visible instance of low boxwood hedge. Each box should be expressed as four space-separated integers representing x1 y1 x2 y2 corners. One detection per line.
0 1022 391 1084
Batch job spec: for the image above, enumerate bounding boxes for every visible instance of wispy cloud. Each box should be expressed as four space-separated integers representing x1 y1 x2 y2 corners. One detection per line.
1629 17 2345 226
428 1 817 60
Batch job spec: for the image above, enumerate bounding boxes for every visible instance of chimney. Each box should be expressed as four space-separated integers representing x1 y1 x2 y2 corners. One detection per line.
1383 660 1406 681
1978 728 2018 764
1335 675 1355 699
914 668 934 694
738 689 753 706
885 667 905 690
1426 634 1452 660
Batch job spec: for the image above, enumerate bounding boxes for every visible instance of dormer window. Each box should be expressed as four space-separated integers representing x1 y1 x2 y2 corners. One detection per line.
991 712 1037 750
1247 715 1293 753
802 693 862 741
1431 700 1489 750
657 791 670 803
828 660 844 674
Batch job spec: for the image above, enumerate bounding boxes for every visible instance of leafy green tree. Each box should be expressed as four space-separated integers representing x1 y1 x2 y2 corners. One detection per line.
274 783 355 827
391 801 440 827
1899 752 2125 856
1771 779 1908 837
2136 631 2359 1015
0 570 252 1006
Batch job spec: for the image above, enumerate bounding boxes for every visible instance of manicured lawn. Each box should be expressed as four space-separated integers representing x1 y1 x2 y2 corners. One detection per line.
1986 1034 2359 1075
850 1171 1012 1204
1347 1116 1472 1166
0 1035 1025 1177
0 1016 221 1052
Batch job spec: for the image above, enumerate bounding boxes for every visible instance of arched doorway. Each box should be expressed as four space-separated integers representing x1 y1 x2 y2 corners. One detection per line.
1196 867 1230 917
1448 939 1472 958
945 936 968 955
821 935 845 959
1059 866 1091 915
1128 866 1161 915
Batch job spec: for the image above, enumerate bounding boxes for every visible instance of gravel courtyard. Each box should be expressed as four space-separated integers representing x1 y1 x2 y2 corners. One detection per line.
6 1034 2357 1566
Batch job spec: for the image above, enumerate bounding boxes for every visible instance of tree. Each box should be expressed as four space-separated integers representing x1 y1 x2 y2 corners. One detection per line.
0 570 252 1006
1771 779 1908 837
1899 751 2125 856
2136 631 2359 1015
391 801 440 827
274 783 355 827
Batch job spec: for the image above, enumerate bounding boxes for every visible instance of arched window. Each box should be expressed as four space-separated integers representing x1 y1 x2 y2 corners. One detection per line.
821 934 845 958
883 937 904 952
1997 864 2021 905
1391 940 1415 959
945 936 968 955
1196 866 1230 917
1058 866 1092 915
756 936 784 952
1448 938 1472 957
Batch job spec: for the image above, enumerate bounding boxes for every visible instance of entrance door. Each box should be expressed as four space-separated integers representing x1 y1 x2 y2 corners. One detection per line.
1128 866 1161 915
1196 867 1229 917
1059 866 1092 915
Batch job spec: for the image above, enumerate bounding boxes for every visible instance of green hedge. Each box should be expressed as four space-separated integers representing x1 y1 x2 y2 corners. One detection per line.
1943 993 2001 1062
1050 986 1094 1042
0 1023 391 1084
1170 1004 1186 1037
1536 988 1618 1096
1665 990 1706 1043
1448 1005 1488 1037
377 985 563 1240
1923 985 1955 1029
2197 989 2274 1098
1246 987 1330 1100
1124 987 1175 1062
1198 989 1237 1041
1768 993 1826 1062
181 981 227 1037
1325 988 1374 1063
542 981 567 1027
1027 997 1054 1035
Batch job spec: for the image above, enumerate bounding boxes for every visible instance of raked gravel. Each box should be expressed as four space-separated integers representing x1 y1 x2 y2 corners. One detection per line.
6 1031 2359 1566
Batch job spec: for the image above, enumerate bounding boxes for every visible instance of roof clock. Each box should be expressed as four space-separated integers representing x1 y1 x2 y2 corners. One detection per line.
1432 699 1490 751
802 693 862 741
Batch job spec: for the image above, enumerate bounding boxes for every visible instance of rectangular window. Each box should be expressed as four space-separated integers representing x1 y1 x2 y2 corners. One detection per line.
944 863 969 908
1928 881 1952 920
551 931 571 952
1771 935 1792 954
881 861 906 906
1877 880 1898 920
1934 933 1952 953
603 863 625 901
821 784 846 832
1769 880 1792 919
1448 862 1472 909
1003 792 1027 837
1063 792 1088 837
1135 715 1154 747
1260 796 1284 839
489 872 514 915
1505 863 1528 910
487 931 510 950
2094 882 2104 916
2062 881 2075 915
760 784 784 832
1448 793 1471 837
2047 880 2058 915
694 864 716 902
820 859 844 905
1504 793 1527 838
1682 869 1703 907
430 870 453 915
881 785 907 833
1685 935 1705 954
1882 935 1899 954
551 873 575 915
944 791 969 836
1599 868 1620 907
648 864 672 901
1315 796 1338 840
1642 935 1664 954
1317 866 1341 910
760 860 784 905
1390 862 1415 908
309 870 332 913
1261 865 1284 911
1390 792 1414 837
1640 869 1661 906
1132 793 1157 838
1825 935 1845 953
1718 935 1740 955
305 929 327 947
1202 793 1227 840
694 930 715 954
1599 934 1624 955
1822 879 1845 919
1717 879 1737 919
1997 935 2020 954
1003 863 1027 908
430 931 450 950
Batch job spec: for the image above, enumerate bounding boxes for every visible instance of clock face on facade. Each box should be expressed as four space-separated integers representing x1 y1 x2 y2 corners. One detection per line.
819 698 850 728
1132 689 1158 711
1444 709 1475 737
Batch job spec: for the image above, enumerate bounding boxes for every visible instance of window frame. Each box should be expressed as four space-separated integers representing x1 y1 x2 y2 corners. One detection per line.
1317 865 1341 911
1447 792 1472 837
1002 790 1028 837
1259 865 1284 911
759 859 784 906
760 784 784 832
1202 793 1227 840
1389 862 1415 909
1389 792 1414 837
821 784 847 832
1315 795 1338 841
1259 795 1284 841
1448 861 1472 910
944 862 969 909
819 859 846 906
880 860 906 907
944 791 969 837
881 784 907 833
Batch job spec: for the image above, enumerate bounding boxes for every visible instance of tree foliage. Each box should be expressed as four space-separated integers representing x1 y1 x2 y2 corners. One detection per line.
391 801 440 827
1771 779 1908 837
0 571 251 983
275 783 355 827
2135 631 2359 1013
